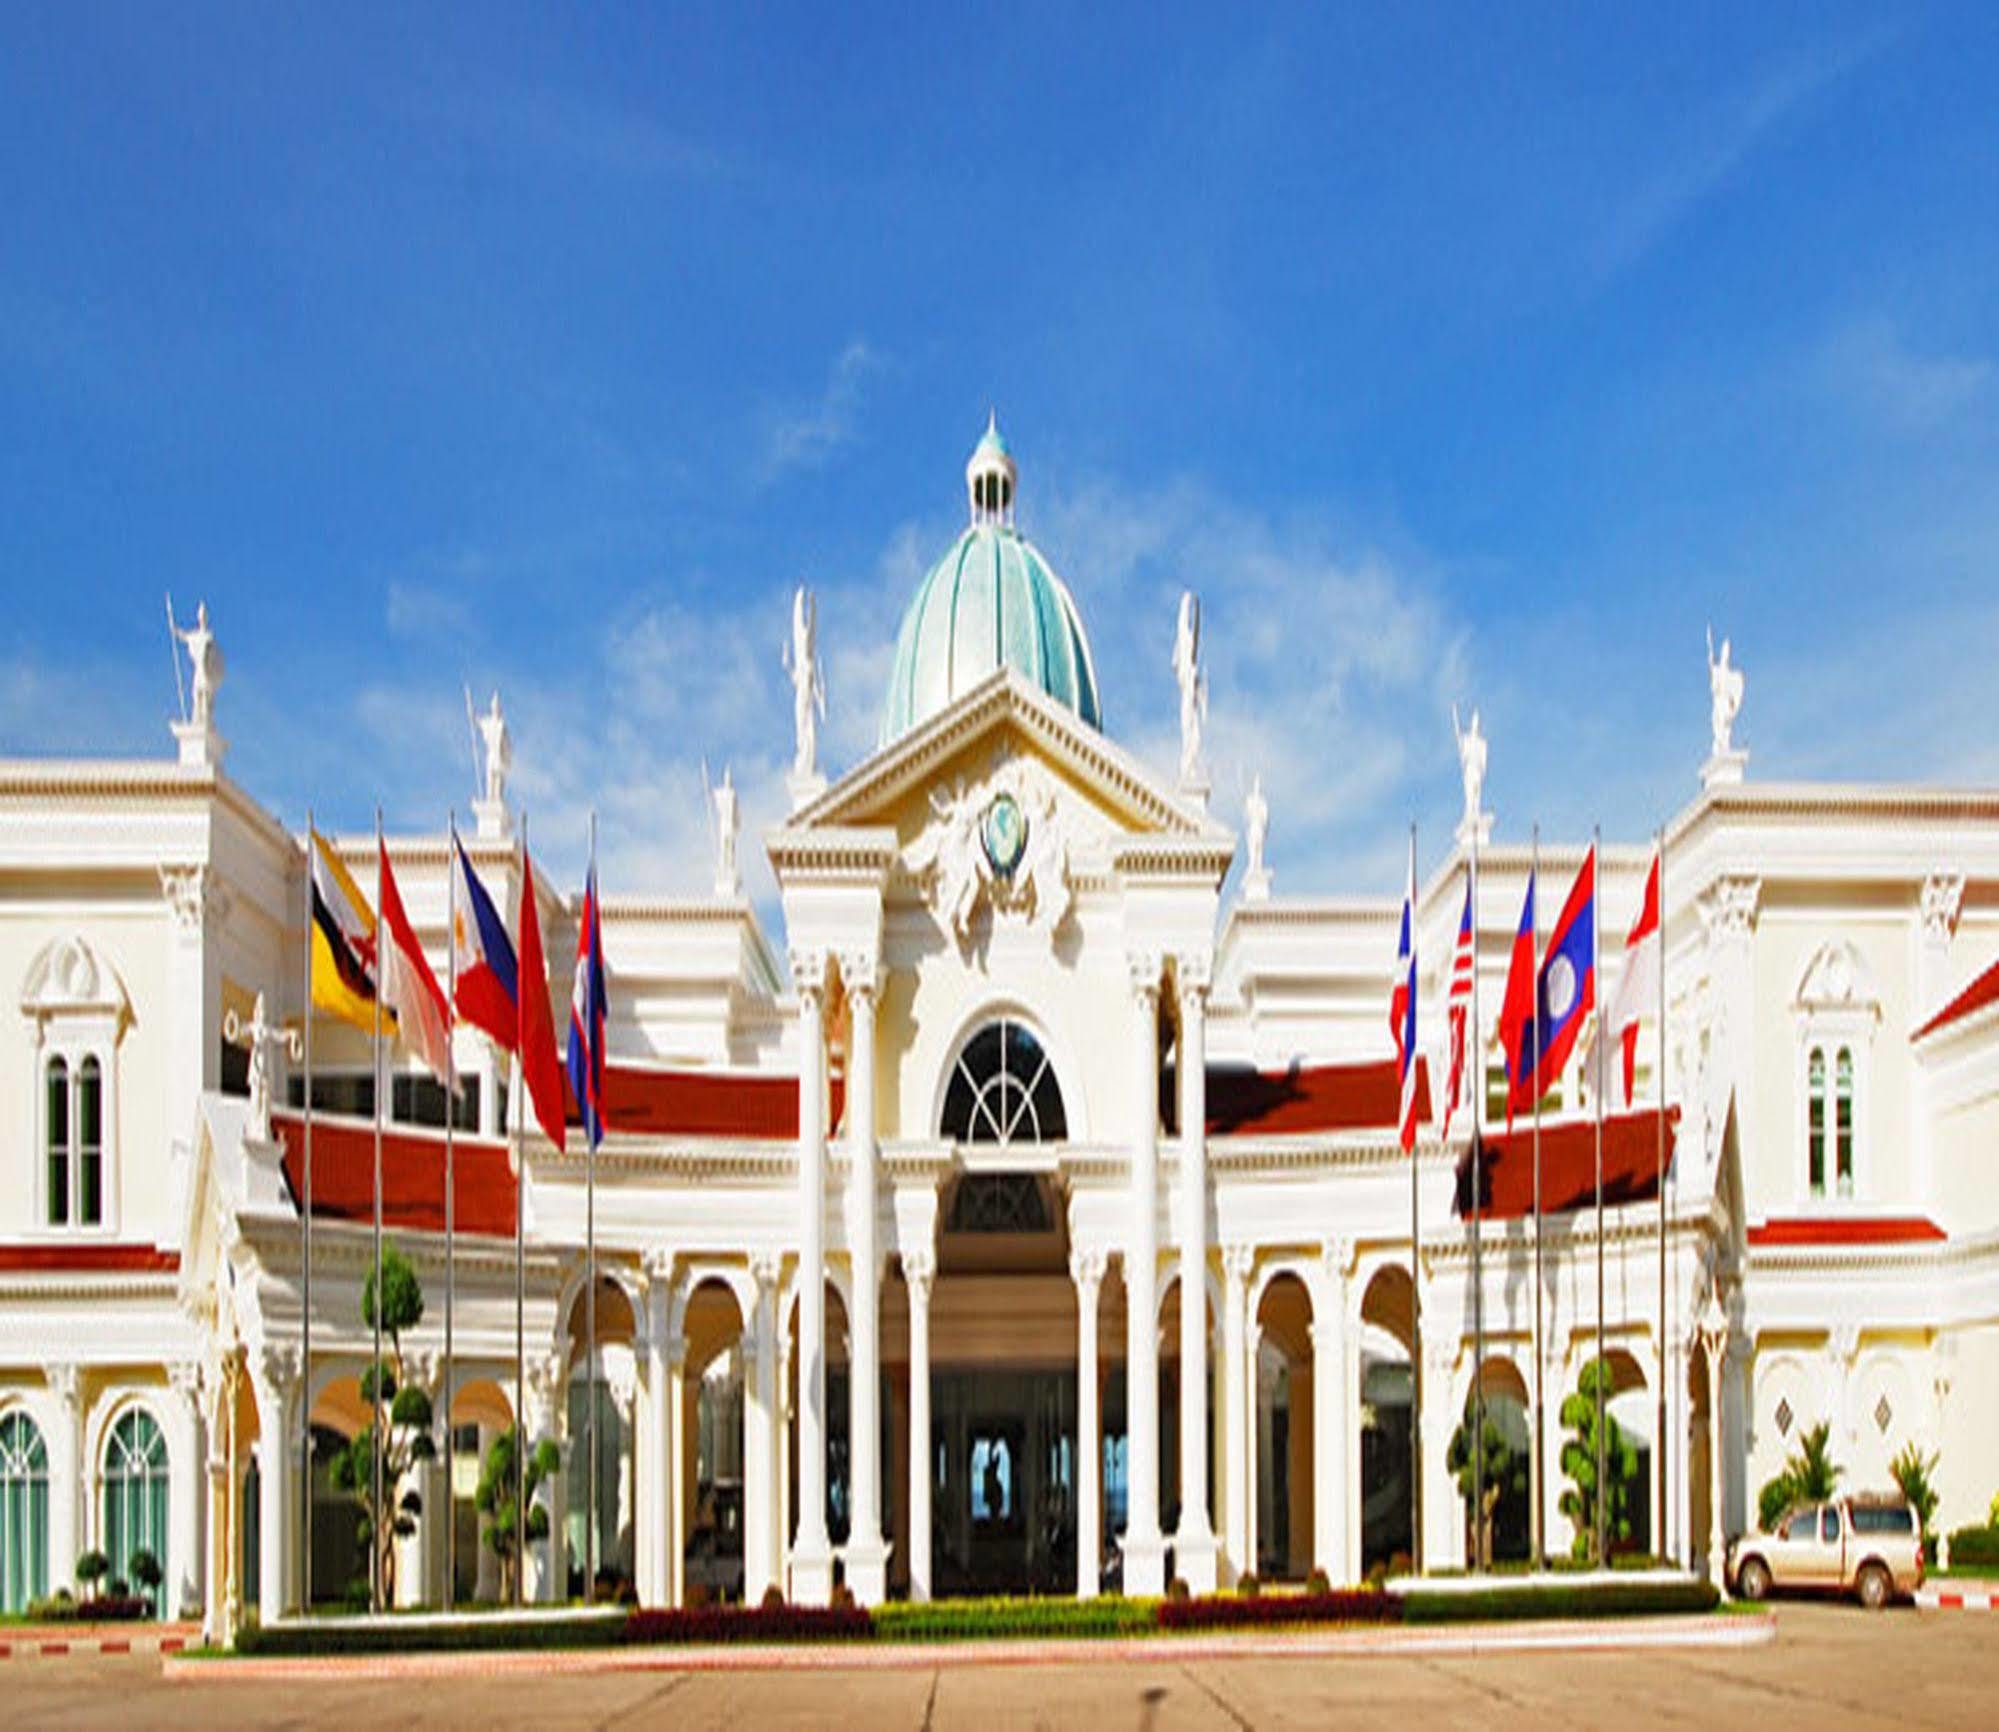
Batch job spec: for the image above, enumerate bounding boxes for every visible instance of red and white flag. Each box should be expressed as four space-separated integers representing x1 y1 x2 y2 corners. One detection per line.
1597 849 1661 1110
379 847 452 1082
1442 876 1474 1136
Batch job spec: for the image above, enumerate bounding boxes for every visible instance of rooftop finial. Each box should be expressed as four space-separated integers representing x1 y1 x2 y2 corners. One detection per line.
966 413 1017 527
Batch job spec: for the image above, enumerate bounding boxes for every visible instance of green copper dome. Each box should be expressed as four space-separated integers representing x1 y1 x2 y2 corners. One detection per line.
880 421 1103 746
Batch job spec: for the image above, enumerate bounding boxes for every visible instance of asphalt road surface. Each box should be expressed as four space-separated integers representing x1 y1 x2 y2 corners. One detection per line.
7 1604 1995 1729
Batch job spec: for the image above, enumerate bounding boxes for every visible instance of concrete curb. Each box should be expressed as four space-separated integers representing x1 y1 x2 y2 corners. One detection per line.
0 1624 194 1660
161 1613 1774 1682
1916 1587 1999 1611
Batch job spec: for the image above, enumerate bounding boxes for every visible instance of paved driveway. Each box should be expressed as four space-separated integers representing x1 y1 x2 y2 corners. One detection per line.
6 1604 1993 1729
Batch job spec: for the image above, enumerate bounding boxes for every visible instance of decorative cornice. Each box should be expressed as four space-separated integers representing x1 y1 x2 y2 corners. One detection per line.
1700 875 1761 945
1921 872 1966 943
159 863 232 936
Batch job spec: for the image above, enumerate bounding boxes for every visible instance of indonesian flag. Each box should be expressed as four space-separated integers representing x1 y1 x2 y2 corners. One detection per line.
1442 876 1474 1137
1598 850 1661 1110
379 848 452 1082
516 848 568 1153
1390 841 1418 1154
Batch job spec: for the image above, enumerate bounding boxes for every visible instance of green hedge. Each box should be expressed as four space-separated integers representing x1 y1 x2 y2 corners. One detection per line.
1402 1579 1719 1624
236 1611 627 1658
872 1596 1158 1642
1948 1526 1999 1567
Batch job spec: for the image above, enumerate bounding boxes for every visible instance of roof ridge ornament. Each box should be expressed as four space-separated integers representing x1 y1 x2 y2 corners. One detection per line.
966 413 1017 527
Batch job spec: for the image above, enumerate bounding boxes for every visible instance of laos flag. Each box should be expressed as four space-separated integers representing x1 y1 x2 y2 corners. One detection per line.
1525 846 1596 1109
566 857 609 1149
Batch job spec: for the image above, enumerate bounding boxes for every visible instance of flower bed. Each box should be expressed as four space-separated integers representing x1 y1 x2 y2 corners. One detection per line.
1946 1526 1999 1569
624 1603 871 1645
872 1595 1157 1642
1157 1589 1401 1631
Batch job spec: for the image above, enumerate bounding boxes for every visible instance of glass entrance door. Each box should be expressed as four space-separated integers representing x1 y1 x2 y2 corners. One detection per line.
929 1368 1074 1596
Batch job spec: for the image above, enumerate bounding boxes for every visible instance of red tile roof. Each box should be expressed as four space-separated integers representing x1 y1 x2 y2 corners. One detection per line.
1206 1057 1435 1137
1452 1107 1680 1222
1913 953 1999 1042
0 1244 180 1274
599 1064 839 1141
272 1112 518 1239
1746 1216 1946 1248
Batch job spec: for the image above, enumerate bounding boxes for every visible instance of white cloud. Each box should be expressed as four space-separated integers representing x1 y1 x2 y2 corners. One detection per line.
1822 320 1991 433
759 340 882 481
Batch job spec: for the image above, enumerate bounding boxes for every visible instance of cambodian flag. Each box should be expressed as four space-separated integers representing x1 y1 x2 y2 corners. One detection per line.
1389 841 1418 1154
450 836 518 1052
566 858 609 1150
1525 846 1596 1110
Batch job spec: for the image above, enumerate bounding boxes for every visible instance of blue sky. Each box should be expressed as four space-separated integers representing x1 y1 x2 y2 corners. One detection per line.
3 5 1996 905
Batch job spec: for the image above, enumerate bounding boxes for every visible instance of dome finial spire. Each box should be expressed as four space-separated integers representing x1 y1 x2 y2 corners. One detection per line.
966 412 1017 527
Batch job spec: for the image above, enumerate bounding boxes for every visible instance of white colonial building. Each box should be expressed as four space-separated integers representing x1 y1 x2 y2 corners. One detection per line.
2 425 1996 1633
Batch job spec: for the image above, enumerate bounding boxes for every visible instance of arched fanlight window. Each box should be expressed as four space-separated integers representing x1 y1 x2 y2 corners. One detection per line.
102 1408 169 1610
940 1019 1067 1147
0 1411 48 1613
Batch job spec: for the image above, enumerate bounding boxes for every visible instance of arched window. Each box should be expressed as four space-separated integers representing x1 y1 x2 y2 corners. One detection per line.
45 1057 69 1228
940 1019 1067 1146
1835 1047 1855 1198
102 1409 169 1610
1807 1047 1827 1198
78 1058 103 1226
0 1412 48 1614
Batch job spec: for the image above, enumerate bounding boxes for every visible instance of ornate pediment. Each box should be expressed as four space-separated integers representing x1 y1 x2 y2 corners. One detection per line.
905 744 1086 944
1793 938 1880 1014
19 934 131 1029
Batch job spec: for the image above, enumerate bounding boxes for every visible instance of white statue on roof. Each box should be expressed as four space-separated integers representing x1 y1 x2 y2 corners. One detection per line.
171 600 224 728
705 761 741 897
478 692 511 809
785 586 825 782
1173 590 1206 787
1707 628 1743 759
225 989 299 1144
1452 704 1492 845
1242 772 1271 903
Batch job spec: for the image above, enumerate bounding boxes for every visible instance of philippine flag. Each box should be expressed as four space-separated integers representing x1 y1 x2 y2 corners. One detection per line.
1524 846 1597 1109
566 858 609 1150
1389 842 1418 1154
451 836 519 1053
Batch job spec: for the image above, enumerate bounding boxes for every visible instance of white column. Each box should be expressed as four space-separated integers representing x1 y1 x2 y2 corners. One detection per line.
1071 1249 1105 1598
1221 1246 1252 1582
904 1248 935 1602
249 1353 295 1621
789 951 833 1605
46 1365 83 1602
1318 1241 1353 1583
641 1259 675 1608
1173 958 1217 1591
843 956 889 1605
667 1338 688 1608
1123 951 1165 1594
744 1253 781 1605
168 1361 207 1622
1422 1340 1463 1572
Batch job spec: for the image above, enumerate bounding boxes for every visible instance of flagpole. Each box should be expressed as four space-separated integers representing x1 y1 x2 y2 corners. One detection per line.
1530 823 1545 1571
585 810 599 1604
1407 821 1422 1575
444 811 458 1613
372 812 386 1615
301 815 315 1616
1468 829 1485 1571
1656 827 1670 1566
1592 827 1607 1567
514 816 528 1608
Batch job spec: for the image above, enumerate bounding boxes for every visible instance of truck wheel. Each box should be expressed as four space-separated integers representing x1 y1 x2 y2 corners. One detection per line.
1737 1557 1771 1602
1856 1564 1890 1611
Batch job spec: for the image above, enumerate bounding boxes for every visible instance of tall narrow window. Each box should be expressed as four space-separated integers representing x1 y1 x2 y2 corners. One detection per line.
1807 1047 1827 1198
102 1409 169 1613
1835 1048 1855 1198
45 1058 69 1227
78 1058 103 1226
0 1411 49 1614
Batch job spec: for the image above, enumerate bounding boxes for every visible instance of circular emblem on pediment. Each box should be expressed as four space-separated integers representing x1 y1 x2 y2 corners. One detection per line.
981 792 1028 879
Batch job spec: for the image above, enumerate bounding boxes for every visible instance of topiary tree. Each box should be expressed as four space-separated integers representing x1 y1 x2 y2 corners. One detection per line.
474 1425 561 1602
1447 1396 1527 1568
1558 1357 1639 1563
127 1547 163 1615
1890 1442 1939 1535
1757 1420 1842 1532
75 1548 109 1598
328 1243 434 1607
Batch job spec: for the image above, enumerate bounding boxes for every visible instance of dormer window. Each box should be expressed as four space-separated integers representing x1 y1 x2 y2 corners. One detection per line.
20 936 128 1235
1792 941 1877 1206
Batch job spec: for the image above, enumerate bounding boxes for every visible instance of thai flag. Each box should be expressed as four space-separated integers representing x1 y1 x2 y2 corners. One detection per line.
566 858 609 1150
1442 876 1474 1136
451 836 518 1053
1525 846 1596 1110
1390 842 1418 1154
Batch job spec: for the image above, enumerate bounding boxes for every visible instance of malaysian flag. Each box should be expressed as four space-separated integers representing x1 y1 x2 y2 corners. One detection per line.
1442 876 1474 1136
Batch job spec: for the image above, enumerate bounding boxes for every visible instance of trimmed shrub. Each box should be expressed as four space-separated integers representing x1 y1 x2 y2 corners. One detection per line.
75 1549 110 1593
1305 1568 1332 1595
1947 1525 1999 1569
75 1594 172 1622
26 1589 77 1622
1402 1578 1718 1624
1158 1590 1402 1632
873 1595 1157 1643
1165 1577 1190 1602
1235 1573 1260 1600
237 1611 627 1658
624 1604 870 1645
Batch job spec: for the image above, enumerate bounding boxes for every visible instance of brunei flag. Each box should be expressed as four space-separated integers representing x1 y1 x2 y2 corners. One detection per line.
309 828 391 1035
